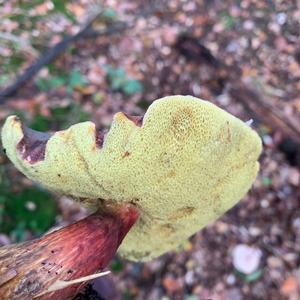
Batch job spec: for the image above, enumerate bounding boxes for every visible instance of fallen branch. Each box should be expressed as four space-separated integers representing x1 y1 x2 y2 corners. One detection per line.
0 2 163 102
175 35 300 148
229 83 300 145
0 11 128 103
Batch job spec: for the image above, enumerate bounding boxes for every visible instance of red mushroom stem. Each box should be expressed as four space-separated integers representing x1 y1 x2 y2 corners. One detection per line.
0 203 139 300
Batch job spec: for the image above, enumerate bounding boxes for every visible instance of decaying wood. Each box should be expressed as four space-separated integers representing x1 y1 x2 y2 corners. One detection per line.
229 84 300 145
175 35 300 148
0 203 139 300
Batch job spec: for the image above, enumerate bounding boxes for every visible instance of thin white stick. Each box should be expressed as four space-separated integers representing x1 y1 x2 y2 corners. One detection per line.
245 119 253 127
34 270 111 298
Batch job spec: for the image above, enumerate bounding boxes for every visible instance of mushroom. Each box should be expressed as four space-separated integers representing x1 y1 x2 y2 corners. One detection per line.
0 95 262 299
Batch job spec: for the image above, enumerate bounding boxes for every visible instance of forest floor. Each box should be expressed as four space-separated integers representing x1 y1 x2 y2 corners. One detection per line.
0 1 300 299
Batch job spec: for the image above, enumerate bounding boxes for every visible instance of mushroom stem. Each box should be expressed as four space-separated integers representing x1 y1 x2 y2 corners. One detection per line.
0 203 139 300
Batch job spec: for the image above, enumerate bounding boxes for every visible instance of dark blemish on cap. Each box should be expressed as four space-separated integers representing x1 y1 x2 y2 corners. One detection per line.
67 269 73 274
95 130 104 148
123 113 143 127
122 151 130 158
95 126 106 149
17 123 52 164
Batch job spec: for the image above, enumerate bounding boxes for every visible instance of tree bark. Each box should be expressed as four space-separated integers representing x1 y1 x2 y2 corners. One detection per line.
0 203 139 300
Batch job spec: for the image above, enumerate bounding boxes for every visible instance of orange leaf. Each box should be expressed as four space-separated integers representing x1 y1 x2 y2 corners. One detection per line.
280 276 298 296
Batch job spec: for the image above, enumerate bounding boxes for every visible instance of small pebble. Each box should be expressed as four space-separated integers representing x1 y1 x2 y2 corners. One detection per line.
267 256 283 269
226 274 236 285
276 13 287 25
232 244 262 274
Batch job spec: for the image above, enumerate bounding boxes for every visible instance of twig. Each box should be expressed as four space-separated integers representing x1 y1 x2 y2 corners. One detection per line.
0 3 163 102
175 35 300 147
0 13 125 102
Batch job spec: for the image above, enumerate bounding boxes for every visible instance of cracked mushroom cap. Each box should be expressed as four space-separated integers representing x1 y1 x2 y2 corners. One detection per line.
1 95 262 261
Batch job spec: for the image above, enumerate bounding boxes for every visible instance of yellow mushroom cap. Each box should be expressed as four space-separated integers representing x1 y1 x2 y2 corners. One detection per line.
1 95 262 261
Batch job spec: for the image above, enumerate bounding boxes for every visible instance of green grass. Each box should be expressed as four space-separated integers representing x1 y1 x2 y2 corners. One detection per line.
0 163 57 242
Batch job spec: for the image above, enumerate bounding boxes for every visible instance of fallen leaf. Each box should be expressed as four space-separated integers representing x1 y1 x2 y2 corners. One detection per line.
280 276 298 296
162 277 183 293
